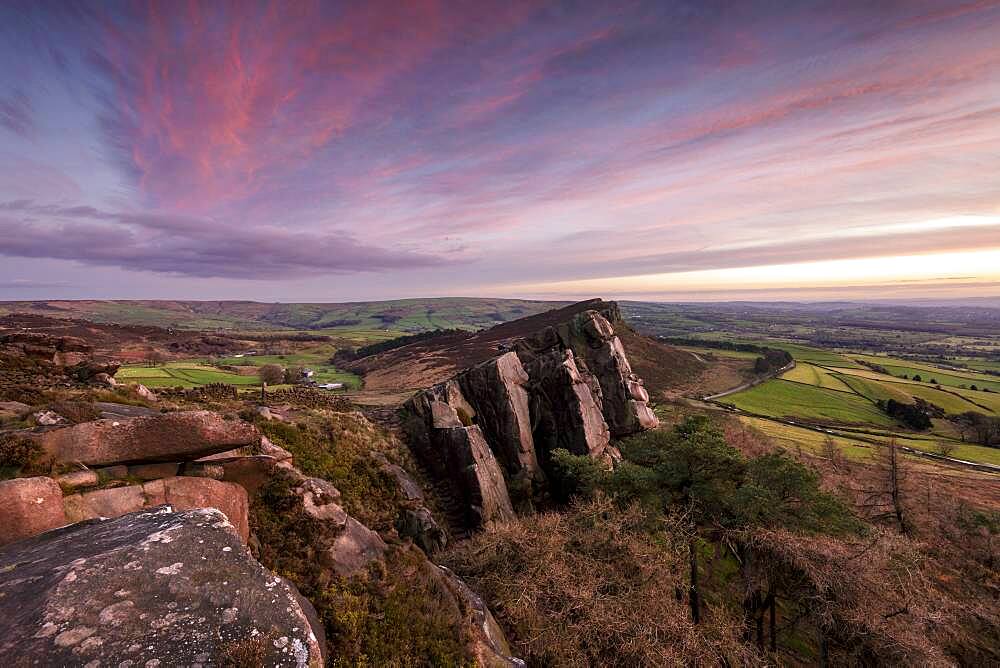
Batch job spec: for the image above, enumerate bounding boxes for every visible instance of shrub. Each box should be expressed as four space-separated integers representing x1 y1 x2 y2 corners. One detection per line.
934 441 958 457
612 417 859 535
548 448 606 502
0 433 46 479
251 478 467 665
257 413 401 531
257 364 284 385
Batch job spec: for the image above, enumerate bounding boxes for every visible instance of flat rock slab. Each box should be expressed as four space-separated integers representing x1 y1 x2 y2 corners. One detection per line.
29 410 261 466
0 506 325 666
0 401 31 419
93 402 159 419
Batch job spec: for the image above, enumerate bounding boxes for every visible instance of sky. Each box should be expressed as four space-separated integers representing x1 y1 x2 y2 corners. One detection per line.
1 0 999 303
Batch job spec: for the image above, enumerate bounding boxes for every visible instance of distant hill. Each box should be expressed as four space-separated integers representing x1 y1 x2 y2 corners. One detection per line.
342 298 707 393
0 298 568 336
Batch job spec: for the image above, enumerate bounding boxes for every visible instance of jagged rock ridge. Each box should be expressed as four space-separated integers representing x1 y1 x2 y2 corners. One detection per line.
404 300 658 528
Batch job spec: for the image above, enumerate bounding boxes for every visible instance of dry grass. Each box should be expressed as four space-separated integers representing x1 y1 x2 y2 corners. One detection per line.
444 496 761 667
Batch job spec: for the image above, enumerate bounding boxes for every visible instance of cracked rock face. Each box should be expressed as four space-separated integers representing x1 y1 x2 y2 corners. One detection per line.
62 476 250 543
404 394 516 529
0 506 325 666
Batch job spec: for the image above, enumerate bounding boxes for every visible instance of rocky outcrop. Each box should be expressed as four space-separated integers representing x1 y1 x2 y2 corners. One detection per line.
0 400 30 419
435 565 526 667
521 348 613 462
403 301 656 529
0 506 325 666
398 506 448 554
27 410 261 466
456 353 543 483
201 434 293 466
512 303 658 437
404 395 516 529
0 477 67 547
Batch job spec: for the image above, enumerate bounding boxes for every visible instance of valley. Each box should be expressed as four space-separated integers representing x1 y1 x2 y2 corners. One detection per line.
1 297 997 666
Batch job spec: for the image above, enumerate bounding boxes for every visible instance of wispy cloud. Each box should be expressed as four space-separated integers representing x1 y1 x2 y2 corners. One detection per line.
0 200 452 279
0 89 33 137
1 0 1000 297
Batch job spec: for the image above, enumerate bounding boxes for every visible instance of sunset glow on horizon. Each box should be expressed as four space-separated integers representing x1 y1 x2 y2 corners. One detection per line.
1 1 1000 302
507 248 1000 301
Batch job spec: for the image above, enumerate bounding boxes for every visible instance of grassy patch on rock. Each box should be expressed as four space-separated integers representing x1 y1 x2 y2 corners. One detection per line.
250 477 468 665
253 412 403 531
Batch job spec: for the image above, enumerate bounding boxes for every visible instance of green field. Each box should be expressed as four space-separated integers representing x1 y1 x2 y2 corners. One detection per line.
724 379 896 426
767 343 861 368
781 363 852 390
738 416 873 460
723 353 1000 466
212 352 360 388
852 354 1000 392
830 373 911 405
678 346 761 360
0 298 565 337
116 363 263 388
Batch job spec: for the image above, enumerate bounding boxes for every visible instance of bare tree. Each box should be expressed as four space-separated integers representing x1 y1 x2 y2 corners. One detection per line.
257 364 284 385
861 440 909 535
145 349 167 367
934 441 957 458
822 436 845 470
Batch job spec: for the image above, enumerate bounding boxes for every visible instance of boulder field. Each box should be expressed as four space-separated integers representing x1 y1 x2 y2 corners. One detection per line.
404 303 658 527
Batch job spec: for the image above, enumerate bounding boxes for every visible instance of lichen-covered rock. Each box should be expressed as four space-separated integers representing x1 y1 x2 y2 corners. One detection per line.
0 506 325 666
0 477 66 547
62 477 250 542
28 411 261 466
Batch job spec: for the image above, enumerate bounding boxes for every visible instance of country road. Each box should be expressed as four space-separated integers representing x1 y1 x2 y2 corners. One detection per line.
701 361 796 401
